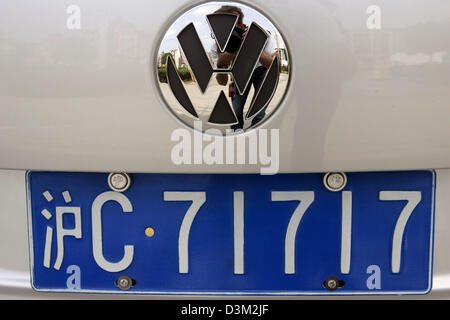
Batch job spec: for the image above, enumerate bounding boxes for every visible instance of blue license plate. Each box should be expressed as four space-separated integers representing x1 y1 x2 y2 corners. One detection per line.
26 171 435 295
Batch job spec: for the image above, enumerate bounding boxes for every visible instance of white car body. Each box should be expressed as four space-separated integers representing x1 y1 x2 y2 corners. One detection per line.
1 0 450 298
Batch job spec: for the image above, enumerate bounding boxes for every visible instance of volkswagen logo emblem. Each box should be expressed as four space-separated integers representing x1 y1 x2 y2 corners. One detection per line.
156 2 290 133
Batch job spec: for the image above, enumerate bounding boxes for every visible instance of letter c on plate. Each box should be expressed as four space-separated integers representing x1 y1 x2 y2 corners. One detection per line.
91 191 134 272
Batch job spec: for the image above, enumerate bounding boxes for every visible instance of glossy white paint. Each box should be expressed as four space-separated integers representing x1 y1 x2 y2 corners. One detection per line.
0 0 450 299
1 0 450 173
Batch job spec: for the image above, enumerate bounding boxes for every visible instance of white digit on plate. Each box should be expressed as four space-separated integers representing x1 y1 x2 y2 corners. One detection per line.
379 191 421 273
164 192 206 274
341 191 352 274
234 191 244 274
271 191 314 274
91 191 134 272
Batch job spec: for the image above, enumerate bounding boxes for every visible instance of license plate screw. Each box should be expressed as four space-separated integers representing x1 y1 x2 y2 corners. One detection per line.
145 227 155 237
108 173 131 192
323 277 344 291
116 275 134 290
323 172 347 192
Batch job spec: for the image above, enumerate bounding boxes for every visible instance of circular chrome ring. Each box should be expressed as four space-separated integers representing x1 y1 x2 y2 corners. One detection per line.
156 1 290 134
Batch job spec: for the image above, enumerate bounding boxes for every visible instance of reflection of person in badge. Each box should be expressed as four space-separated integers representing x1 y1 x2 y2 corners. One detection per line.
210 6 280 130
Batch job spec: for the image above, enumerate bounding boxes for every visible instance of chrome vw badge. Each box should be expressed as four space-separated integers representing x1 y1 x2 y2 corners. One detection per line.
156 2 290 133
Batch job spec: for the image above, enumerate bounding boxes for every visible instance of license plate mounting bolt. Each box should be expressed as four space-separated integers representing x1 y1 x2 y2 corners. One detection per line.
108 173 131 192
323 277 345 291
116 275 135 290
323 172 347 192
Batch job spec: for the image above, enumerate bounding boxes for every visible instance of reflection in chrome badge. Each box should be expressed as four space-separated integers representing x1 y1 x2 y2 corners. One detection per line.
156 2 290 133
